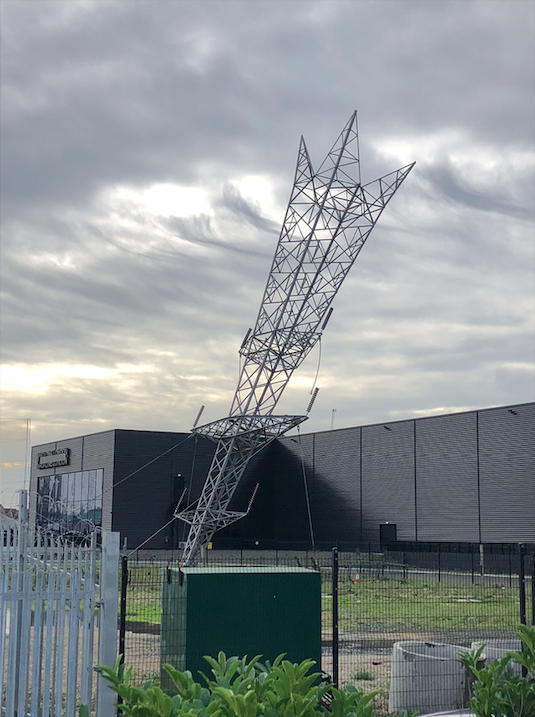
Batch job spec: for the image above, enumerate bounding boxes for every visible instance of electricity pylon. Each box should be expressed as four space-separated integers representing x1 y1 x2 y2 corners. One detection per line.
176 112 414 565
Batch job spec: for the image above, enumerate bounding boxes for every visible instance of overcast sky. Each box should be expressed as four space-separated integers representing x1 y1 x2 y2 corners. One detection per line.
1 0 534 505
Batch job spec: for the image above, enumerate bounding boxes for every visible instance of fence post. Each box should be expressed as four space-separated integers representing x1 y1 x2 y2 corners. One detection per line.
508 551 513 588
519 543 526 626
532 552 535 628
332 547 339 689
97 531 120 717
518 544 527 678
117 554 128 716
119 555 128 663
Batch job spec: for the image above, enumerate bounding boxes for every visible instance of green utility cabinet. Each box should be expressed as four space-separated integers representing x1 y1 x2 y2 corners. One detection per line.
161 567 321 685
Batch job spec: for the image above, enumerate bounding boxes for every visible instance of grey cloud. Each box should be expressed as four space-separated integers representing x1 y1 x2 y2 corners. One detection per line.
2 0 533 216
0 0 533 459
162 214 272 257
423 162 535 220
0 198 273 368
219 184 279 234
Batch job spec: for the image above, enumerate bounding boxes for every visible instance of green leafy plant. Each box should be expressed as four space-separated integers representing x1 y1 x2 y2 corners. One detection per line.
253 657 329 717
460 624 535 717
92 652 383 717
88 651 431 717
96 658 214 716
329 684 377 717
351 669 375 682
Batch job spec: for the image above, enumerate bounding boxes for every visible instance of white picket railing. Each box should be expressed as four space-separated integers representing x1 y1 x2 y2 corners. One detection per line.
1 492 119 717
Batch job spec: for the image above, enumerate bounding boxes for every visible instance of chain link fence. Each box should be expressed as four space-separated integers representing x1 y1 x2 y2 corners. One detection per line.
119 543 534 715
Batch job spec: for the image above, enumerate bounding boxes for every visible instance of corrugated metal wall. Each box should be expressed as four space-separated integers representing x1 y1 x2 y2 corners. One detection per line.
314 429 361 544
112 430 215 550
29 402 534 549
479 404 535 542
362 421 416 542
276 402 534 547
274 433 316 543
416 412 479 542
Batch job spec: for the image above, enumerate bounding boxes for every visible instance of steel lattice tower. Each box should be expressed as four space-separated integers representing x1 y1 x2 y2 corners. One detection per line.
176 112 414 565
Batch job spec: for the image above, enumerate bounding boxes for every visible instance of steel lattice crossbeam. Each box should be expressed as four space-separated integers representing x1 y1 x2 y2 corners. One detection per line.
176 112 414 565
176 414 306 563
231 112 414 417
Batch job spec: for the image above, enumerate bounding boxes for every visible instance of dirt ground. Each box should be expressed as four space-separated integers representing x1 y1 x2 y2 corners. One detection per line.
124 628 437 700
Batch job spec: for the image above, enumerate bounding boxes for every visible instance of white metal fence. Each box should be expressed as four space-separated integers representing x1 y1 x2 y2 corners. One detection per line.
1 492 119 717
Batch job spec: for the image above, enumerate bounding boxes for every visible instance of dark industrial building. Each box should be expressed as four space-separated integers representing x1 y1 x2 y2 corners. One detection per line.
29 402 534 550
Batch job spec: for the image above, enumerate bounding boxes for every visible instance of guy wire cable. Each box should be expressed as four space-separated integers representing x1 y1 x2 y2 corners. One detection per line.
89 432 195 507
297 424 315 550
33 428 195 539
126 515 179 557
182 434 198 542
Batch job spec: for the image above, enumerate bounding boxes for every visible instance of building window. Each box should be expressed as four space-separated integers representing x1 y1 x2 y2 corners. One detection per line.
36 469 103 535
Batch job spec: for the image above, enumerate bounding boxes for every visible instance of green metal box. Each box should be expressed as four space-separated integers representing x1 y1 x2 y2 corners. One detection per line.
161 566 321 685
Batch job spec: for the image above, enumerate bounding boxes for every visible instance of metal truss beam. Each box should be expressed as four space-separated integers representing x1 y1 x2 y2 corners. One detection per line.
232 112 414 417
177 112 414 565
176 414 306 565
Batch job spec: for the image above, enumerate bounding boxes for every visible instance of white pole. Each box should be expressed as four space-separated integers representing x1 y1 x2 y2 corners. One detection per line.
97 531 120 717
13 490 29 712
330 409 337 430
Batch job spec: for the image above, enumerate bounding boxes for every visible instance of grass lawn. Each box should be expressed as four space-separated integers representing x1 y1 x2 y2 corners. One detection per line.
125 566 161 624
125 565 527 639
322 576 524 637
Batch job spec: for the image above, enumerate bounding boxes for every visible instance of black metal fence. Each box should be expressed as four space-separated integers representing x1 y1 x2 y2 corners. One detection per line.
119 543 534 715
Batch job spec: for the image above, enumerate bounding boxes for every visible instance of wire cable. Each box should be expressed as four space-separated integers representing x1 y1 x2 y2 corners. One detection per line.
109 433 193 493
32 433 195 536
30 434 201 555
126 515 178 557
182 435 198 542
297 424 315 550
